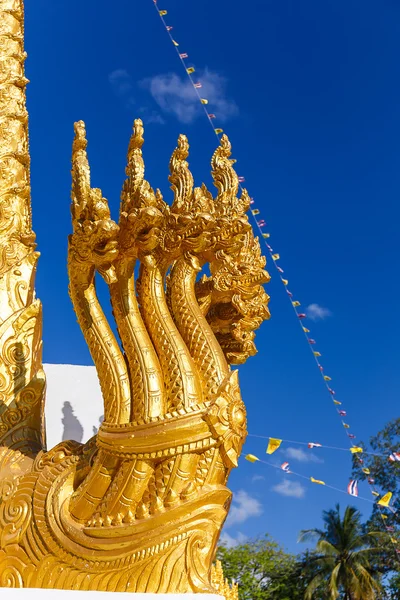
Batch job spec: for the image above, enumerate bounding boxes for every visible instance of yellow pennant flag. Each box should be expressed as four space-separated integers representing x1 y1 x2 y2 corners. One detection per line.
172 40 179 46
350 447 363 454
292 301 301 307
282 279 289 286
378 492 393 507
343 423 350 429
362 468 370 475
187 67 195 74
323 376 332 381
313 351 321 357
245 454 259 463
333 400 342 405
200 98 209 105
266 438 282 455
215 128 223 134
251 209 260 215
272 254 280 261
381 514 388 519
159 10 168 16
262 233 270 238
391 538 398 544
372 491 380 497
303 327 310 333
310 477 325 485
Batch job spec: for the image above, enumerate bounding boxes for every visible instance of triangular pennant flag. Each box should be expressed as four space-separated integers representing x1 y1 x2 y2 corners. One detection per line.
282 279 289 286
159 9 168 16
378 492 393 507
215 128 223 134
350 447 363 454
333 400 342 405
310 477 325 485
303 327 310 333
186 67 195 74
172 39 179 46
262 233 270 238
323 376 332 381
313 351 321 357
292 301 301 307
200 98 209 105
251 209 260 215
266 438 282 455
272 254 280 261
245 454 259 463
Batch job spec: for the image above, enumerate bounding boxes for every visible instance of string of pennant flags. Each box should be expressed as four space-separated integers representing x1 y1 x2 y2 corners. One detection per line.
244 454 398 530
248 434 400 461
151 0 399 558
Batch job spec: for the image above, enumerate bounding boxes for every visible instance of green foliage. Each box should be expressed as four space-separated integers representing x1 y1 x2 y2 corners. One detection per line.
299 504 384 599
352 417 400 572
216 535 307 600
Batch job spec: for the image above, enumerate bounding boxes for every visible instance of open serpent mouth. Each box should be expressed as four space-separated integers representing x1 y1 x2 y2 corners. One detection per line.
95 239 118 256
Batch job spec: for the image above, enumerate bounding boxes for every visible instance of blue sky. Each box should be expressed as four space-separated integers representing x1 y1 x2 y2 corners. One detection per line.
26 0 400 553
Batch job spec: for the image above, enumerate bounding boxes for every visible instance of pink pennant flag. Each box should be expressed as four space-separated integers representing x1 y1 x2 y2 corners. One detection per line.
208 113 216 119
238 176 245 182
194 82 202 88
180 53 188 59
308 442 322 449
166 26 173 31
277 267 284 273
298 313 307 319
338 410 347 417
308 339 316 344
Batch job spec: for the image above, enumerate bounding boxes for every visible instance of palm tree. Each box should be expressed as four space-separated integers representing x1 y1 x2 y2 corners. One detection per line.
299 504 383 600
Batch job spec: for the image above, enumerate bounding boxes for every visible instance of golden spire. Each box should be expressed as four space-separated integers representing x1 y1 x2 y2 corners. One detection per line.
0 0 45 456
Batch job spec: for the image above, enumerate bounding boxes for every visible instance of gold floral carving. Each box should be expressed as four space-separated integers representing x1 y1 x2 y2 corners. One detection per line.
0 0 270 593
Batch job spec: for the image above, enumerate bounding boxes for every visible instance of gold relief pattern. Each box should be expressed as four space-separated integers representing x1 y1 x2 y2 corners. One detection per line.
0 0 270 593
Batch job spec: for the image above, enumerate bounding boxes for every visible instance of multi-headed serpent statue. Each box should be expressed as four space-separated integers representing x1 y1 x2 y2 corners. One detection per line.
0 0 270 593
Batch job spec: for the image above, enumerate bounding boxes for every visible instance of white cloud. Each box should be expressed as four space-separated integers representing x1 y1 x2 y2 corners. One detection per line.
220 531 247 548
140 69 238 124
252 474 265 483
108 69 134 97
138 106 165 125
307 303 332 321
272 479 305 498
285 447 323 464
225 490 263 527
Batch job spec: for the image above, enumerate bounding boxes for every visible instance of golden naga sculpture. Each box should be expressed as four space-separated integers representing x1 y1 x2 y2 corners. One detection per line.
0 0 270 592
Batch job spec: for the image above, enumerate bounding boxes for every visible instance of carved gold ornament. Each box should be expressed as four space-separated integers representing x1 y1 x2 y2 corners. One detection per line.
0 0 270 592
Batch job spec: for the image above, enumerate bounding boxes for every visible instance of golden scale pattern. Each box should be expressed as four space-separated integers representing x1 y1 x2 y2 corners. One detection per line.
0 0 270 593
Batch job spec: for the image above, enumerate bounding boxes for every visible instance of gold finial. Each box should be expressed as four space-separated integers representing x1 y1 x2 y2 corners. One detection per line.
126 118 145 188
169 133 194 212
211 133 239 204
